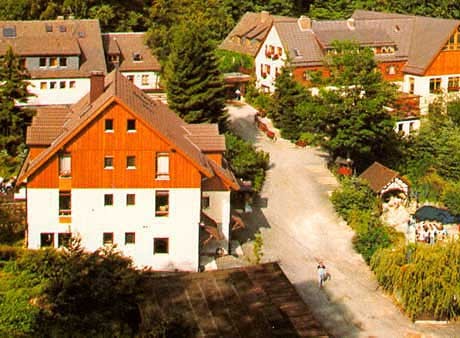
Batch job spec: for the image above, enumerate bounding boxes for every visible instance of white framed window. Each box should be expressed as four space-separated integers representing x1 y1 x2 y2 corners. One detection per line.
126 156 136 169
141 74 149 86
59 153 71 177
155 153 169 179
104 156 114 169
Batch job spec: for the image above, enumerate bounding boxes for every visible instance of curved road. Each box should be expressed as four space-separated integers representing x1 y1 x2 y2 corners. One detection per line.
227 102 459 337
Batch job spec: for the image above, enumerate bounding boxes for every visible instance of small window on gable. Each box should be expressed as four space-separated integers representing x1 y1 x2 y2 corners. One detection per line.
105 119 113 132
126 156 136 169
155 190 169 217
153 238 169 254
141 74 149 86
104 156 114 169
126 194 135 206
104 194 113 206
3 27 16 38
40 233 54 247
40 82 47 90
60 81 66 89
155 153 169 180
133 53 142 61
59 153 71 177
127 75 134 82
50 57 58 67
45 24 53 32
39 57 47 67
59 57 67 67
127 119 136 132
50 81 57 89
59 191 71 216
103 232 114 245
69 81 76 88
202 196 210 209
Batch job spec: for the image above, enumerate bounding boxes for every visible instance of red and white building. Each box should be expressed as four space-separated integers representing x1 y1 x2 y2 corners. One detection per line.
17 70 239 271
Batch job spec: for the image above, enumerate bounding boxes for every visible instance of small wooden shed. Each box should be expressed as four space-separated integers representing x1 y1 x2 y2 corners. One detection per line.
359 161 410 199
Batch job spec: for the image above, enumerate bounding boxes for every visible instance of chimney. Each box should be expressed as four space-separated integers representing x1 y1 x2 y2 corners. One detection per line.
298 16 312 31
90 71 105 103
347 18 356 30
261 11 270 23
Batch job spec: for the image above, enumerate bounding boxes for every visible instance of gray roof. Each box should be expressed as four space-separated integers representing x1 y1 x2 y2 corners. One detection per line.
272 10 460 75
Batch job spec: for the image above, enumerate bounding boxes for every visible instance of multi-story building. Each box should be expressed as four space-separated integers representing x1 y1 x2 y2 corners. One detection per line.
0 19 107 106
17 70 239 271
254 10 460 117
102 32 161 92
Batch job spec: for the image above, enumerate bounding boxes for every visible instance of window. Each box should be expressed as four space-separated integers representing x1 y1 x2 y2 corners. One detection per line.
127 119 136 132
59 25 66 33
153 238 169 254
59 153 71 177
443 28 460 50
109 55 119 62
3 27 16 38
104 156 114 169
202 196 210 209
125 232 135 244
126 194 135 206
141 74 149 86
398 123 403 132
59 191 71 216
277 47 283 56
50 57 58 67
126 156 136 169
19 58 26 68
127 75 134 82
103 232 114 245
39 57 47 67
409 122 415 131
409 77 415 94
50 81 57 89
155 190 169 216
104 194 113 206
40 82 47 90
58 233 71 247
386 65 396 75
155 153 169 179
133 53 142 61
104 119 114 132
69 81 76 88
60 81 66 89
40 233 54 247
59 57 67 67
45 24 53 32
429 78 442 94
448 76 460 92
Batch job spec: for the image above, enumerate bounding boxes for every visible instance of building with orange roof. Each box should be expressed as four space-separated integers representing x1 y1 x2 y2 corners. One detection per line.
17 70 239 271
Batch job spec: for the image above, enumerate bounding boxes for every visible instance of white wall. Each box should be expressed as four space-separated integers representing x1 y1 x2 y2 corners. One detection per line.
27 187 201 271
121 71 160 91
395 118 421 136
202 191 231 251
24 78 90 106
255 26 286 93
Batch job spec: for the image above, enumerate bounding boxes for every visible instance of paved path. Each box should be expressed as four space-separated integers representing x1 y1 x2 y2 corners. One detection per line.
227 102 460 338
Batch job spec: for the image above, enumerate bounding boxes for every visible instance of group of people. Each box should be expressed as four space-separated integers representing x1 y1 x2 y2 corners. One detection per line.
0 177 14 195
414 221 448 244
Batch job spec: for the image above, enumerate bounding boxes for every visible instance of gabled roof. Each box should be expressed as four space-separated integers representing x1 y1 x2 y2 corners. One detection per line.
219 12 275 57
18 70 239 190
359 161 405 193
0 19 107 79
141 262 329 336
102 32 161 72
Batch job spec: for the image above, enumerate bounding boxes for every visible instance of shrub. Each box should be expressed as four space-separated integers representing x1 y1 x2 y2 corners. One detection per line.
330 177 380 222
441 182 460 216
0 245 23 261
371 241 460 320
416 169 447 202
224 132 269 192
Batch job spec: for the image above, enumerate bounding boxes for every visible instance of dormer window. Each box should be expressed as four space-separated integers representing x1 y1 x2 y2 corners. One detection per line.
45 24 53 32
132 53 142 62
59 57 67 67
3 27 16 38
109 55 120 63
39 57 46 67
50 57 58 67
59 25 66 32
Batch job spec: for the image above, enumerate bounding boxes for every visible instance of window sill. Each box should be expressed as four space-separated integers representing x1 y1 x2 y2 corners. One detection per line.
104 130 114 133
127 167 136 170
155 176 170 181
127 130 137 133
104 167 114 170
155 213 169 217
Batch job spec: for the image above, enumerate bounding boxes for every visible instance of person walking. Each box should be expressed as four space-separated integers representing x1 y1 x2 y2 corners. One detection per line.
317 262 327 288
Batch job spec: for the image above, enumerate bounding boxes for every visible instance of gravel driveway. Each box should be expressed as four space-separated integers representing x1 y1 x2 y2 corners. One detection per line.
227 102 460 338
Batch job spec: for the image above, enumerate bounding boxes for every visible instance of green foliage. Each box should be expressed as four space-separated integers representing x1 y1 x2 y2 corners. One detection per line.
164 21 227 129
417 169 448 202
371 241 460 320
216 49 254 73
224 132 269 192
0 47 34 157
330 177 379 222
441 182 460 216
0 245 23 261
253 231 264 264
244 83 274 113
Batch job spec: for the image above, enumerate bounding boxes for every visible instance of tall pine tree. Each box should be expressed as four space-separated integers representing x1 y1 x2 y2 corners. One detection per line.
164 21 227 129
0 46 34 156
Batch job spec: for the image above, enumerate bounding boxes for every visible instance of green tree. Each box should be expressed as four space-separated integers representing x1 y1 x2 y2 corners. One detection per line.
164 21 227 128
313 41 397 171
0 46 34 157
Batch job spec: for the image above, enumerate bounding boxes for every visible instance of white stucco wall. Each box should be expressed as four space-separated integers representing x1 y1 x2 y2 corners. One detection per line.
24 78 90 106
255 26 286 93
27 188 201 271
202 191 231 250
121 71 161 91
395 118 421 135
